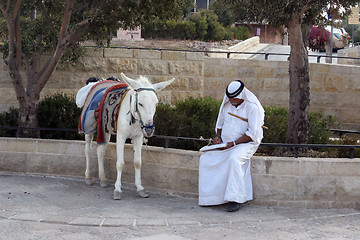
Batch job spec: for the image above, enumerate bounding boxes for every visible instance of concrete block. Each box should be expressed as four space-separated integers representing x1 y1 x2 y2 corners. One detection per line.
84 48 104 57
174 167 198 193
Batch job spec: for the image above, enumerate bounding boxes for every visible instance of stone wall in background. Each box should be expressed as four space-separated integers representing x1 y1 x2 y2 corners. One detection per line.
1 48 360 129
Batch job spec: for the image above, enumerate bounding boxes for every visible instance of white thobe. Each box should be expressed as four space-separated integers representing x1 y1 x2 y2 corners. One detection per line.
199 101 263 206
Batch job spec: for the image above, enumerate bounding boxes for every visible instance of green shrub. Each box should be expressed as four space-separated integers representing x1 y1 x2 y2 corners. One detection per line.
0 106 19 137
38 93 82 140
150 96 221 150
263 106 288 143
309 111 337 144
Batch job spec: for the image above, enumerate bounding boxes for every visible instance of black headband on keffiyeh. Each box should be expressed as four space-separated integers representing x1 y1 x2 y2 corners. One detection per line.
226 80 244 98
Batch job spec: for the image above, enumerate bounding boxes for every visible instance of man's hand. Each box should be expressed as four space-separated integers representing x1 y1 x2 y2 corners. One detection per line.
213 135 222 144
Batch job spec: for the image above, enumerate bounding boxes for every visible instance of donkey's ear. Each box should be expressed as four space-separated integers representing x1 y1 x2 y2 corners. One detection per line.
120 73 142 89
152 78 175 92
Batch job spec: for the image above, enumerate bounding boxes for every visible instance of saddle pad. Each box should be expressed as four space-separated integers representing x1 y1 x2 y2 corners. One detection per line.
78 80 129 143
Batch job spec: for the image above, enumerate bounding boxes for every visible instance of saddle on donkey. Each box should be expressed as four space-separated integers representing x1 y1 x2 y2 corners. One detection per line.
78 80 129 143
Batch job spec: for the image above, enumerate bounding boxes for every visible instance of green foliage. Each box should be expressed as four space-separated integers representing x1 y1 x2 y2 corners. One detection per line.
308 111 337 144
263 106 288 143
149 96 222 150
37 93 82 140
0 107 19 137
142 10 249 41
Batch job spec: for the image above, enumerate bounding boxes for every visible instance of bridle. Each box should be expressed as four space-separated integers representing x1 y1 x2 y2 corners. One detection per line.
129 87 157 133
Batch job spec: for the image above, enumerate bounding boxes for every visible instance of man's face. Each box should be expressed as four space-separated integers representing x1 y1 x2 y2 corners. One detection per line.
229 98 244 107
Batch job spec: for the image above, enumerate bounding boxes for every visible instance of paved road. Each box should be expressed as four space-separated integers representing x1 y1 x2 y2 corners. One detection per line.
1 172 359 240
249 44 339 64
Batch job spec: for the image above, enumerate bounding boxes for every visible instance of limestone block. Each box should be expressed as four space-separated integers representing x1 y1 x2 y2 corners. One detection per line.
171 91 203 102
257 92 288 108
263 78 287 91
27 153 50 173
277 201 307 208
142 146 199 169
164 76 189 90
330 160 360 176
0 151 28 172
0 88 18 105
140 162 176 190
273 68 289 79
323 73 343 92
342 76 360 92
134 49 161 59
205 64 236 78
310 93 340 108
255 158 300 176
306 201 332 209
236 67 255 78
340 109 360 124
0 71 12 86
295 176 337 201
331 201 356 209
188 76 204 91
310 73 325 92
157 91 173 104
338 92 360 109
255 67 274 78
336 177 360 202
106 58 137 73
104 48 134 58
174 168 198 193
161 51 186 61
84 48 104 57
169 61 203 76
300 159 332 176
55 72 94 90
309 63 331 73
137 59 168 75
77 57 107 73
186 52 204 61
252 175 296 200
0 138 36 153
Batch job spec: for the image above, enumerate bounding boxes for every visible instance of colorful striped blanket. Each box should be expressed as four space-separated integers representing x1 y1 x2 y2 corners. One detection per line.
78 80 129 143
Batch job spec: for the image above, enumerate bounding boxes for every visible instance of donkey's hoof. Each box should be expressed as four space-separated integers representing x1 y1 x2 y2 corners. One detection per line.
85 178 93 186
137 190 149 198
113 190 122 200
100 181 109 188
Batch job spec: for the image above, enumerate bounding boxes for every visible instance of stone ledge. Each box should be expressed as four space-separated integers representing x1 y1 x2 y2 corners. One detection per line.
0 137 359 209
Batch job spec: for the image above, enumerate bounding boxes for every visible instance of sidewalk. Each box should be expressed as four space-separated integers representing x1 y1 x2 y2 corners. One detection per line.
1 172 359 240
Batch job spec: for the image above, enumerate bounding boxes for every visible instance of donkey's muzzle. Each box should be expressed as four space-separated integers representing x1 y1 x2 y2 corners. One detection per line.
142 125 155 138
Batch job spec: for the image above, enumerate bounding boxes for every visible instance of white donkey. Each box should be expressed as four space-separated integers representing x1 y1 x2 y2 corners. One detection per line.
77 73 174 200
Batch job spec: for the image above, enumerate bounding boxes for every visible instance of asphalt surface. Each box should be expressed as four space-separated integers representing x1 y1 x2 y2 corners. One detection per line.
1 172 359 240
249 44 338 64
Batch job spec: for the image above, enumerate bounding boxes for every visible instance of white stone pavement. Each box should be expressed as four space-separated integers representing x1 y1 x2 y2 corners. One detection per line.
1 172 359 240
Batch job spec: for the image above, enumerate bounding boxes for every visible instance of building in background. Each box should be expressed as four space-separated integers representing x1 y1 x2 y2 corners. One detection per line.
193 0 214 12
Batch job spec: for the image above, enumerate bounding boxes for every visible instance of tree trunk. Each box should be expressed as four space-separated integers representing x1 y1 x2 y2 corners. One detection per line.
286 13 310 144
18 96 40 138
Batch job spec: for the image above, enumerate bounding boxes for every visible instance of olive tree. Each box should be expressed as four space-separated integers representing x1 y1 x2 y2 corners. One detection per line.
226 0 357 144
0 0 186 137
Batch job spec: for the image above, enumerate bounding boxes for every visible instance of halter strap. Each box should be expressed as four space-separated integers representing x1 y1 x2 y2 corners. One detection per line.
135 88 156 93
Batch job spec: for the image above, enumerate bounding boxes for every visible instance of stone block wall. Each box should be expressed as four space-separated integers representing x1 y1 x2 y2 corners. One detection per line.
0 137 359 209
1 48 360 129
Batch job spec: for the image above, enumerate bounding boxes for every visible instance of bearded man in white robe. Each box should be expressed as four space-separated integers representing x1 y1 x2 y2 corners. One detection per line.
199 80 265 212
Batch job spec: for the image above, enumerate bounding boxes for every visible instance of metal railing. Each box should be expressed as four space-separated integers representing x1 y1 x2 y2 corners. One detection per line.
1 126 359 159
84 45 360 64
